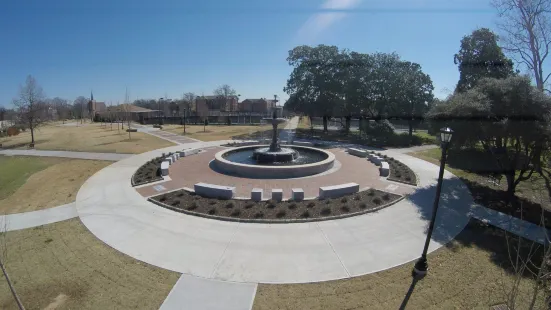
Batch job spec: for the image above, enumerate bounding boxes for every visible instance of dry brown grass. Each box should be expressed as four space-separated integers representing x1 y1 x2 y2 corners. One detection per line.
253 221 545 310
0 219 180 309
0 122 174 154
162 124 271 141
0 159 111 214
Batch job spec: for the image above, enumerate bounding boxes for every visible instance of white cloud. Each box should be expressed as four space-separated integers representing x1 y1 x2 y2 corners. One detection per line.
295 0 362 42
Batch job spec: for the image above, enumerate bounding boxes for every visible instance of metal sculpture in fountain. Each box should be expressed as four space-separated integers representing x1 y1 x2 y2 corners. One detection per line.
252 111 298 163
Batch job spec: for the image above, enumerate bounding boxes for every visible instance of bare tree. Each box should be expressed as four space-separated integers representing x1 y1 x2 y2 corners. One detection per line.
73 96 88 126
182 92 196 114
493 0 551 92
214 84 237 111
51 97 69 123
13 75 46 145
123 88 132 140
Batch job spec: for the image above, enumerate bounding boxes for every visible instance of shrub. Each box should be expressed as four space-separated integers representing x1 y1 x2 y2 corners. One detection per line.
373 198 382 205
208 209 216 215
367 189 375 196
354 195 360 201
254 212 264 218
321 208 331 216
307 201 316 208
276 211 286 218
159 196 166 202
341 197 347 203
405 176 412 182
171 200 180 206
288 203 297 210
225 202 234 209
187 203 198 211
359 203 367 209
230 209 241 217
340 206 350 212
245 203 255 209
382 194 390 201
301 211 310 218
325 200 331 204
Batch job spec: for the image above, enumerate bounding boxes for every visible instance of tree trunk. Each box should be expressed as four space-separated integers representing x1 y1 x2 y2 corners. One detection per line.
322 115 328 133
0 259 24 310
345 115 351 134
29 120 34 144
504 170 517 203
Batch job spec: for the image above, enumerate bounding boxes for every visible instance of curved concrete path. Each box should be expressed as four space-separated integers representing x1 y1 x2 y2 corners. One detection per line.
75 140 476 284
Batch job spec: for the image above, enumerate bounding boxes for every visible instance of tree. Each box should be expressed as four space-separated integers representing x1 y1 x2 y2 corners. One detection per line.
73 96 88 125
214 85 237 111
284 45 347 132
428 76 551 199
13 75 46 144
391 61 434 140
493 0 551 92
454 28 515 93
51 97 70 122
182 92 196 113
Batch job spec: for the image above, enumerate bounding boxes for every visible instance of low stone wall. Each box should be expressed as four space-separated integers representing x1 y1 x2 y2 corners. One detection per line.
347 148 368 158
379 161 390 177
194 182 235 199
319 183 360 199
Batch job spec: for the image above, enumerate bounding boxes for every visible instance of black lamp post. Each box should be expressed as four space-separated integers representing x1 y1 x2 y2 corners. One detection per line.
158 97 163 125
413 127 453 277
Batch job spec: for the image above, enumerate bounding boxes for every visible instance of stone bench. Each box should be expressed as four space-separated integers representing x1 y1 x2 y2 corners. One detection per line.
161 161 170 176
319 183 360 199
272 189 283 202
370 155 383 166
347 148 368 158
251 188 263 202
379 161 390 177
166 156 174 165
194 182 235 199
179 148 201 157
292 188 304 201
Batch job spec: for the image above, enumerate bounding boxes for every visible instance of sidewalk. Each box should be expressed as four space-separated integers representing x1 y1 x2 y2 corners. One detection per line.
0 149 132 161
0 203 78 232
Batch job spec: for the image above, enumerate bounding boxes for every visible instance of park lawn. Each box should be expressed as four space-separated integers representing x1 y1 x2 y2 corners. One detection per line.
0 123 174 154
253 220 545 310
162 124 272 141
410 148 551 228
0 219 180 309
0 156 111 214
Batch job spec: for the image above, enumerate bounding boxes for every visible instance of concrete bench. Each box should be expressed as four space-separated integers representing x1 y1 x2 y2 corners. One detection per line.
293 141 314 147
171 154 178 163
319 183 360 199
379 161 390 177
271 189 283 202
292 188 304 201
194 182 235 199
166 156 174 165
251 188 263 202
174 153 180 160
179 148 201 157
161 161 170 176
347 148 368 158
370 156 383 166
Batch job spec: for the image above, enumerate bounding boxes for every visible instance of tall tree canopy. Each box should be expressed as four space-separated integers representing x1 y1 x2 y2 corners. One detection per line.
454 28 515 93
428 76 551 198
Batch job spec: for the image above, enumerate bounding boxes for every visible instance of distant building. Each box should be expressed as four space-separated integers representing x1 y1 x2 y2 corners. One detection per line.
195 95 239 117
96 104 158 122
88 92 106 118
239 98 277 113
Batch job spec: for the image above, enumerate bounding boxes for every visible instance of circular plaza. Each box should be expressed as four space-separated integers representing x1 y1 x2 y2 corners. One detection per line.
75 138 476 284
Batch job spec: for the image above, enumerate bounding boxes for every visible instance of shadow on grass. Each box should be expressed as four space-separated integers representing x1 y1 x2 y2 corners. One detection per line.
408 178 546 278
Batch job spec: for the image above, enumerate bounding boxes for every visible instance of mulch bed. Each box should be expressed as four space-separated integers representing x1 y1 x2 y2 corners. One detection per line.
132 153 176 186
149 189 402 223
368 151 417 186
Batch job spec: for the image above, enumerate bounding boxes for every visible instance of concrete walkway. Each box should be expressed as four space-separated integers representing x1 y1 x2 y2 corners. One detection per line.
0 203 78 232
132 123 201 144
160 275 257 310
0 149 132 161
75 142 474 283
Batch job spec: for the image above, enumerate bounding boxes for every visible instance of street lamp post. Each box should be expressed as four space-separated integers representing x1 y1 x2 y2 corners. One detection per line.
158 98 163 125
413 127 453 278
183 107 186 134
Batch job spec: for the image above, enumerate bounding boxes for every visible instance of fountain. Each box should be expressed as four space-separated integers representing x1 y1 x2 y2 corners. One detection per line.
252 111 298 163
212 112 336 178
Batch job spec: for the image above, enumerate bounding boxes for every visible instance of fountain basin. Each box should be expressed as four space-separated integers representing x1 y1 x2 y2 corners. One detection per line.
213 145 335 179
252 147 298 163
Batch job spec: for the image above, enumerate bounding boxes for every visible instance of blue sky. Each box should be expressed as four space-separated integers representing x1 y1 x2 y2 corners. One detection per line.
1 0 498 106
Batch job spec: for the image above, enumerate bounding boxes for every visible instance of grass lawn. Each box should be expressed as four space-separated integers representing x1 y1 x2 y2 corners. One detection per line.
0 219 180 309
0 156 111 214
411 148 551 228
162 124 272 141
253 220 545 310
0 122 174 154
